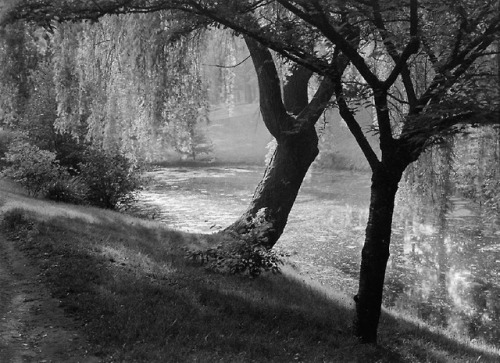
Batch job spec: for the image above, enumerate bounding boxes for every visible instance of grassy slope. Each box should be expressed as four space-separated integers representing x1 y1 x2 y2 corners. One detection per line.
0 180 499 362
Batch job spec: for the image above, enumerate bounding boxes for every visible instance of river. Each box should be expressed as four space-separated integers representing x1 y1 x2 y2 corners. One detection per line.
131 165 500 348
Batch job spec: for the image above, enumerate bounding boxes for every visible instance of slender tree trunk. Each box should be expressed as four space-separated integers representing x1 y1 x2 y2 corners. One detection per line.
354 165 404 343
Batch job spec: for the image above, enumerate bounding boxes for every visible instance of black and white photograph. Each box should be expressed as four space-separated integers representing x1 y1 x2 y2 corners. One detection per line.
1 1 499 361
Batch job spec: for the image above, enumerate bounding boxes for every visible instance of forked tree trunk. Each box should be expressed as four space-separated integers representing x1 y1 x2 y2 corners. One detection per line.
354 166 404 343
224 37 333 248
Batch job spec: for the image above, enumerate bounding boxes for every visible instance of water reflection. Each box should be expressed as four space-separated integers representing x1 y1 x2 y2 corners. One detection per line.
132 166 500 348
388 201 500 346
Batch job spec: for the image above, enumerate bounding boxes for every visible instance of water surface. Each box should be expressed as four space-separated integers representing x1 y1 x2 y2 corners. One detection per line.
132 166 500 347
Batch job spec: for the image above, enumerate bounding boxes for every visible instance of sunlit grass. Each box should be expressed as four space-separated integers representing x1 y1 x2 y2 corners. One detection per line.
1 182 499 362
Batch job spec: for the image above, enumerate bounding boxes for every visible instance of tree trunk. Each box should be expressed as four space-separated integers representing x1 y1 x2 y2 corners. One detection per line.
283 65 313 115
354 165 403 343
224 37 333 248
225 126 319 249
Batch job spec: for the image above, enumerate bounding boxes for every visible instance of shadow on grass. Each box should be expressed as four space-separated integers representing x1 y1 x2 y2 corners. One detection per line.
1 206 499 362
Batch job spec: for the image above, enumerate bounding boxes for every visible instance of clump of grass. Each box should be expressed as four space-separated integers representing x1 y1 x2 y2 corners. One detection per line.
1 202 499 362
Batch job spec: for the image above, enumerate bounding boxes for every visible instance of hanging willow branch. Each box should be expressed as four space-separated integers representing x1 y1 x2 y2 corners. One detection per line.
202 54 251 68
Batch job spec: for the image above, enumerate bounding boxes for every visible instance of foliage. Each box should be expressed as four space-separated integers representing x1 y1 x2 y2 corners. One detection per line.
0 136 142 209
401 126 500 219
454 127 500 214
45 175 89 205
49 14 211 162
1 139 66 196
77 148 142 209
0 13 213 165
186 239 285 278
186 209 285 277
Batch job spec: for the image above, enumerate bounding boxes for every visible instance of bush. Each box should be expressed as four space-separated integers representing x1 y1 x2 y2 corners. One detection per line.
45 176 89 205
1 139 65 196
186 209 286 278
1 137 142 209
186 239 285 278
78 148 142 209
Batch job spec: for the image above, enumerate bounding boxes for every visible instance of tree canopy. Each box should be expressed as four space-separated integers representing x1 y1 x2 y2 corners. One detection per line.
1 10 213 162
5 1 499 165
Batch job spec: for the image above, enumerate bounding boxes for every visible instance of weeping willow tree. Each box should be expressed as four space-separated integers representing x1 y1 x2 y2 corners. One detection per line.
0 12 210 163
50 13 209 162
202 29 258 109
398 36 500 218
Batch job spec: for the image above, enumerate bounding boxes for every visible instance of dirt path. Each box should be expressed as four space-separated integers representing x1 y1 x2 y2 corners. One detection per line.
0 185 101 362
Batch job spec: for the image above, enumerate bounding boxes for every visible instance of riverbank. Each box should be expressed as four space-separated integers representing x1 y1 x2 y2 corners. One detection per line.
1 179 499 362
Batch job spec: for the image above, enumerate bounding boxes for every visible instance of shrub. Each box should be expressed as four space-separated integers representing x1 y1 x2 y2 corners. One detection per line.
78 148 142 209
1 136 142 209
45 175 89 205
1 139 65 196
186 240 285 278
186 209 286 278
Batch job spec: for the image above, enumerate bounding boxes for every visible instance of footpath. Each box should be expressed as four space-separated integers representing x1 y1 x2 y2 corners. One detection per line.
0 180 100 363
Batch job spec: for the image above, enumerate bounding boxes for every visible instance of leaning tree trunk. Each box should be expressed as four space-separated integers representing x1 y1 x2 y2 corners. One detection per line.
226 126 319 249
224 37 334 248
354 165 404 343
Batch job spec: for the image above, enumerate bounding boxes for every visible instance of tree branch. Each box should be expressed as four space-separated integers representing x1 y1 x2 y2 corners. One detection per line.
401 110 500 151
277 0 382 88
370 0 418 107
330 66 380 170
244 36 291 140
202 55 251 69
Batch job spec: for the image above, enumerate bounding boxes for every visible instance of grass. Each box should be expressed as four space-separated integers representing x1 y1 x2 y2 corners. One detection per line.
1 180 499 362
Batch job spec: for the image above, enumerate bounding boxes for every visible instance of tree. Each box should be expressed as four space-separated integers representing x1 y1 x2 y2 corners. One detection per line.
0 11 214 162
3 0 500 344
50 14 210 162
224 36 342 248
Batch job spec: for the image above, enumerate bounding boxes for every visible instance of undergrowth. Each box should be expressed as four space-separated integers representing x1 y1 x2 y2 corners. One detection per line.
185 239 285 278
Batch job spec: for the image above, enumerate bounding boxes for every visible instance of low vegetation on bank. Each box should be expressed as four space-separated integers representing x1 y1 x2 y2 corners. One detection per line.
0 182 499 362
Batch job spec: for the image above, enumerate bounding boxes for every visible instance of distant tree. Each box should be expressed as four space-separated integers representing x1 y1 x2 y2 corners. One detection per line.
3 0 500 344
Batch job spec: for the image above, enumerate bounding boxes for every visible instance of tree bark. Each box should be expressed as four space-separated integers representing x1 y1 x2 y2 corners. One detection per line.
224 37 332 248
354 165 403 343
226 126 319 249
283 64 313 115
